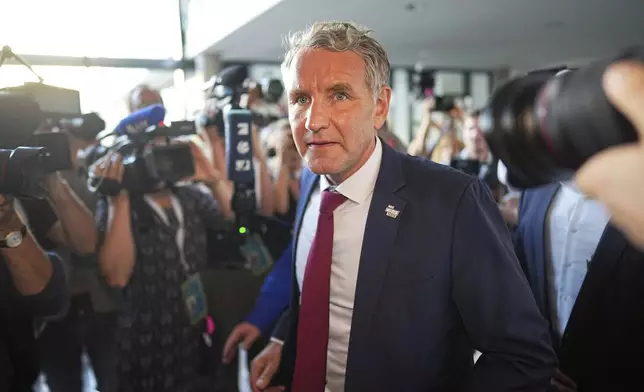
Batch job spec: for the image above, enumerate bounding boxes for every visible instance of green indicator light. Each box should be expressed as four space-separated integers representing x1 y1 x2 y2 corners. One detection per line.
239 227 247 234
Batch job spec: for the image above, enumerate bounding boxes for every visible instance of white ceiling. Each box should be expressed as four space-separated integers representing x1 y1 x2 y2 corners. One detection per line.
203 0 644 70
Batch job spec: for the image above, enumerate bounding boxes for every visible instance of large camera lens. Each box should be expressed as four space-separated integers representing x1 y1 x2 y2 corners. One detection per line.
479 70 563 188
0 147 52 197
481 46 644 189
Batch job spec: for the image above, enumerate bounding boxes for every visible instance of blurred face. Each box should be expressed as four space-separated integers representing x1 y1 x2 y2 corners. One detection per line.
463 115 488 157
284 48 390 184
131 88 163 113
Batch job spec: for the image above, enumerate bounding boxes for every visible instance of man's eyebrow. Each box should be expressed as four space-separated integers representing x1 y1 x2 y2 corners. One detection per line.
327 83 353 93
288 87 308 96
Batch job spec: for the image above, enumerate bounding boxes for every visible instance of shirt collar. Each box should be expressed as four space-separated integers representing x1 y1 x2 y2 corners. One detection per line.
320 138 383 204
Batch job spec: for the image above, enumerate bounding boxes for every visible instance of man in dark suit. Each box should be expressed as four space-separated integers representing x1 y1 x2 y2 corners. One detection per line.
250 21 556 392
515 182 644 391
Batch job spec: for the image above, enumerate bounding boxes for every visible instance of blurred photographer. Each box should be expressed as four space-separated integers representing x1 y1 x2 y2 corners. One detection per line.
128 84 163 113
91 139 229 392
479 50 644 391
453 110 505 201
266 119 301 226
576 61 644 248
0 193 67 392
407 96 464 164
36 116 121 392
201 72 275 217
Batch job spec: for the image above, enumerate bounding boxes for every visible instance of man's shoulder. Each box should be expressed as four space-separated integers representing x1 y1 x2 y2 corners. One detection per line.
395 152 475 196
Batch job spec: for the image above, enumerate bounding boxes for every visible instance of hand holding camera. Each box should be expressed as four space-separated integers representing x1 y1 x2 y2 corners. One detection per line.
576 61 644 248
89 152 126 200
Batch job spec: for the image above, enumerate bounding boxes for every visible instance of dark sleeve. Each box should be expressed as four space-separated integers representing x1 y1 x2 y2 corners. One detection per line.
245 241 293 334
20 198 59 248
451 180 557 391
0 252 68 318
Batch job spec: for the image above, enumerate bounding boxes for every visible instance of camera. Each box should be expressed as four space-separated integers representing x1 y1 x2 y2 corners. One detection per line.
260 78 285 104
202 66 282 131
88 105 197 196
479 46 644 189
415 70 457 112
59 112 106 142
0 88 77 198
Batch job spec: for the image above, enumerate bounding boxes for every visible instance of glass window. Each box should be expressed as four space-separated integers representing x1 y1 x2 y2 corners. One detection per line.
1 0 182 59
435 72 465 96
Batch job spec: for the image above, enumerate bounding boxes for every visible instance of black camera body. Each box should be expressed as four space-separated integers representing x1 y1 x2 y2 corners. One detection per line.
0 89 76 198
202 66 282 132
480 46 644 189
89 121 197 196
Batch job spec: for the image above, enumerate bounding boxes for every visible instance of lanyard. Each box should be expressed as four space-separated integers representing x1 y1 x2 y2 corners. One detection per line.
143 194 191 273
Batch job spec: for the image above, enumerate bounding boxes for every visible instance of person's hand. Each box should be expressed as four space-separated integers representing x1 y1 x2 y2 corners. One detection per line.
250 341 284 392
187 141 222 185
549 369 577 391
222 321 261 364
89 152 126 200
575 61 644 248
499 196 519 226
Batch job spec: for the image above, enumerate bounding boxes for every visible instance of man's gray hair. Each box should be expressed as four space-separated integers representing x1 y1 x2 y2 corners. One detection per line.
281 21 391 98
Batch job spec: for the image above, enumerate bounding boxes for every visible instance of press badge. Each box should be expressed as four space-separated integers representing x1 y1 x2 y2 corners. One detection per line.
181 273 208 325
240 233 274 276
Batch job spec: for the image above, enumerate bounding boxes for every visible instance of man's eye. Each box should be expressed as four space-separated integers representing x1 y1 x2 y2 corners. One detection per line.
334 92 348 100
295 96 309 104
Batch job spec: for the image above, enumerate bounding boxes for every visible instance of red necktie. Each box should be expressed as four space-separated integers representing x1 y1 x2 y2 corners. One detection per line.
292 190 347 392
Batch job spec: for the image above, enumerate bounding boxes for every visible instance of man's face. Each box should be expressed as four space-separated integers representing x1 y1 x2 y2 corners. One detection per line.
283 48 391 183
131 88 163 113
463 115 488 155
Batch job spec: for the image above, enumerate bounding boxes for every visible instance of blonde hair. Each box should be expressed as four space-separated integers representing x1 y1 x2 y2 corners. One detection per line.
281 21 390 99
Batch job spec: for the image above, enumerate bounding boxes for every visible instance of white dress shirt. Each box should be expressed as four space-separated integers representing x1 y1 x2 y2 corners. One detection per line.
296 138 383 392
546 182 611 337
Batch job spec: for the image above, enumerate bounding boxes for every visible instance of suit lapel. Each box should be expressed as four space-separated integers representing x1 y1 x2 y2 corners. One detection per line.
346 143 406 385
534 184 561 321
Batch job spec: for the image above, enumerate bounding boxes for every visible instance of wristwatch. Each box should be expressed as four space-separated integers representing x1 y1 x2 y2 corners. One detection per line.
0 226 27 248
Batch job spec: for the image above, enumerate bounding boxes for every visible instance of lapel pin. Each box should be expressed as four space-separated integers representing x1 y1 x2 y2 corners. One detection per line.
385 205 400 219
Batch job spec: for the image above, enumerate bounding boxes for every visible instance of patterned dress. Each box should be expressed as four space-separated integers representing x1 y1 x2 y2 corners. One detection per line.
96 186 228 392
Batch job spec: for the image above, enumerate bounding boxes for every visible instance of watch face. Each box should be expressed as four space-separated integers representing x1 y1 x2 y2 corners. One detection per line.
6 231 23 248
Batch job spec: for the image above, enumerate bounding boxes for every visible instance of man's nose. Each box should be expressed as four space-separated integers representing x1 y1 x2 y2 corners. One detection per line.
305 100 330 133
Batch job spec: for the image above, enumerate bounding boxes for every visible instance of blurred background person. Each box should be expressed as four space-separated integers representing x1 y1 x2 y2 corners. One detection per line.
36 116 121 392
454 109 505 201
407 96 465 164
515 179 644 391
0 193 67 392
264 119 301 227
91 138 230 392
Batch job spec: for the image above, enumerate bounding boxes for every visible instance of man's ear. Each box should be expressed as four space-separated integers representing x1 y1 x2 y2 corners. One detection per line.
373 86 392 130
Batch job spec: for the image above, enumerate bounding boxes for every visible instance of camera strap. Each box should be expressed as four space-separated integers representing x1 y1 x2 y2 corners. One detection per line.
143 194 190 274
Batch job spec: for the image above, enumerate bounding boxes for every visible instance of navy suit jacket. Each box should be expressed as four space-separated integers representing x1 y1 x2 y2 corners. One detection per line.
245 241 293 333
515 184 644 391
271 141 557 392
